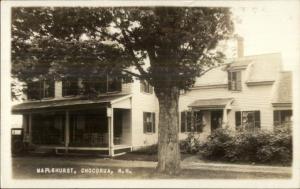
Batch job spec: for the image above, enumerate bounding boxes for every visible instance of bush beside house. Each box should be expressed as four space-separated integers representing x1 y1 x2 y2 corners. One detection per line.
197 127 292 165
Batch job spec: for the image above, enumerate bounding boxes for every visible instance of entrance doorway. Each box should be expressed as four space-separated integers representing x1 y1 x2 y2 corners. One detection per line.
211 110 223 131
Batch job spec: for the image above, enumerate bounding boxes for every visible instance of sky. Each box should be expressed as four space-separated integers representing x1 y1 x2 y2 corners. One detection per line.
8 3 300 127
232 3 300 71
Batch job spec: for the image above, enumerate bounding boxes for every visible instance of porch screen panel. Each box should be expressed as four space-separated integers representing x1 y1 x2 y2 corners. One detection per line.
31 114 64 145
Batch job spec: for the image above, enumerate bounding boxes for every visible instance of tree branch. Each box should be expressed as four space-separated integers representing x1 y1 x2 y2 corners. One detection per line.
120 29 149 80
122 69 142 78
198 64 224 77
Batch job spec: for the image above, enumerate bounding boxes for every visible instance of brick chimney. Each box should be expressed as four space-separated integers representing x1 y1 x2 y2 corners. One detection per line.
236 36 244 58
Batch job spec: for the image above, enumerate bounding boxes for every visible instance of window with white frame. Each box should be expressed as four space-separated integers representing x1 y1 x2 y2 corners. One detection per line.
140 80 153 94
27 79 54 100
181 110 204 133
143 112 155 133
228 71 242 91
273 110 292 127
235 111 260 132
62 77 79 96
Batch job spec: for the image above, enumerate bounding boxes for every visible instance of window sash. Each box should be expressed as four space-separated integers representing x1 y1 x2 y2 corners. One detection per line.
62 78 79 96
140 80 153 94
181 110 203 133
84 75 122 94
274 110 292 126
143 112 155 133
228 71 242 91
27 79 54 100
236 110 260 132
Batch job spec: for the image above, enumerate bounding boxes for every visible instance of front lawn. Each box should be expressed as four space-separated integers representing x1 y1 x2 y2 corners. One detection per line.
12 156 290 179
114 152 193 162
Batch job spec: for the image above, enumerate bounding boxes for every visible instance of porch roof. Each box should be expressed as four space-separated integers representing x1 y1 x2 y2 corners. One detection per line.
12 94 130 114
188 98 234 109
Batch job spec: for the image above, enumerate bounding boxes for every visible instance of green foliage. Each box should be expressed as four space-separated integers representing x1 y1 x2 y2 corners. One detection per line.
180 132 201 154
198 127 292 165
199 128 233 160
11 7 233 96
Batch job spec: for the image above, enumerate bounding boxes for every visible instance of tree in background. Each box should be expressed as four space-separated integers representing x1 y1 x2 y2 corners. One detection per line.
12 7 233 175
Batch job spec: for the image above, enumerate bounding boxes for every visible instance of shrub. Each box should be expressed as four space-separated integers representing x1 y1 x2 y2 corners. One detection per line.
198 126 292 165
180 132 201 154
256 126 292 164
198 128 234 160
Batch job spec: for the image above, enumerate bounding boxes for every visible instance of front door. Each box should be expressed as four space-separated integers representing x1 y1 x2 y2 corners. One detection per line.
211 110 223 131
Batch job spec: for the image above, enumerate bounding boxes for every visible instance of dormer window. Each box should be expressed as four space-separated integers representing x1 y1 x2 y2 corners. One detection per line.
228 71 242 91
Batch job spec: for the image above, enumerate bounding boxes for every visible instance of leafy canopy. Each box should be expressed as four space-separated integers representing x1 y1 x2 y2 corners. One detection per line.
12 7 233 94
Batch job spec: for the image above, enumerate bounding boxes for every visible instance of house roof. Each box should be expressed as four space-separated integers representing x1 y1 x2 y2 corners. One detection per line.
194 53 282 86
272 71 292 105
188 98 234 109
12 94 130 114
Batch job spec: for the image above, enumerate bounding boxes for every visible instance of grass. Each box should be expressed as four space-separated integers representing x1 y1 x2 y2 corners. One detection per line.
114 151 193 162
12 156 291 179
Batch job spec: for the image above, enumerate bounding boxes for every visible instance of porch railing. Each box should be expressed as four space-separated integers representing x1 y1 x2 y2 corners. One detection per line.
70 133 108 147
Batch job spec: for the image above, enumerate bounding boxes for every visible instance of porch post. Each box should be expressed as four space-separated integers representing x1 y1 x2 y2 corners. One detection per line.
65 111 70 152
107 108 114 156
28 113 32 144
222 108 228 128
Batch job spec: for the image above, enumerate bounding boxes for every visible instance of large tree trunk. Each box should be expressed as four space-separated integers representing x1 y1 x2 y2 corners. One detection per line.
156 86 181 175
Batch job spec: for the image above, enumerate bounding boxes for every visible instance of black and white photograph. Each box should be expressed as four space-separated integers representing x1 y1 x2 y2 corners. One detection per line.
1 0 300 188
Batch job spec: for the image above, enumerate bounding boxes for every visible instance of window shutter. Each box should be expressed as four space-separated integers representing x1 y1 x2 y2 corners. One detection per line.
143 112 147 133
186 111 192 132
235 111 241 129
181 111 186 132
273 110 280 126
254 111 261 128
228 72 232 90
152 113 155 133
236 71 242 91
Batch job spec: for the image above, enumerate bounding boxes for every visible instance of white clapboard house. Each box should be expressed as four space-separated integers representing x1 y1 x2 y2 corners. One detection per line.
179 53 292 141
12 46 292 156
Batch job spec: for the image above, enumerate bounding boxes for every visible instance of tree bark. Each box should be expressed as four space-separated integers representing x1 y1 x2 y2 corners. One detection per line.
156 86 181 175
